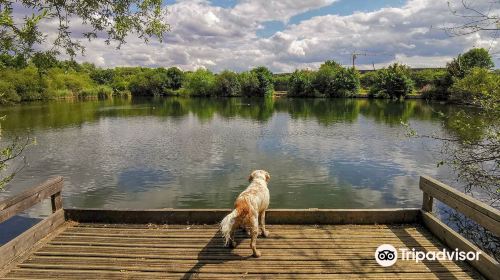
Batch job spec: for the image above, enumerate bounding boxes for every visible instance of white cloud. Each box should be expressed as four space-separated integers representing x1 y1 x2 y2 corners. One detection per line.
33 0 499 72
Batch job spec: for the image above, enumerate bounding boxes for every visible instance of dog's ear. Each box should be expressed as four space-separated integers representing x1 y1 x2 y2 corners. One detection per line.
248 174 253 182
265 172 270 182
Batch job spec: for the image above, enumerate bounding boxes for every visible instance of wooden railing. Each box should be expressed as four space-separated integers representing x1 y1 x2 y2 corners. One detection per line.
419 176 499 280
0 177 65 269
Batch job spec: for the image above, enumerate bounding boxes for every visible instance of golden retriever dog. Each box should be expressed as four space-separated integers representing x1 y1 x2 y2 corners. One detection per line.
220 170 271 258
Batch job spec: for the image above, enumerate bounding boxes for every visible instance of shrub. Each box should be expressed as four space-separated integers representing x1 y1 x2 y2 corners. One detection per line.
287 70 315 97
128 68 171 96
273 74 291 91
410 69 447 89
0 80 21 104
312 61 360 97
249 66 274 96
369 63 414 99
449 68 499 106
215 70 241 97
166 67 184 90
1 66 44 100
90 68 115 84
360 71 378 89
184 69 216 96
239 71 260 96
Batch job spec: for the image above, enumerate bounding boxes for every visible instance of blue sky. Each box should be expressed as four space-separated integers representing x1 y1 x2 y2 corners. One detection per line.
65 0 498 71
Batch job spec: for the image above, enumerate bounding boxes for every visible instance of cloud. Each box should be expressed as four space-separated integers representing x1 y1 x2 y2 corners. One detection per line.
32 0 499 72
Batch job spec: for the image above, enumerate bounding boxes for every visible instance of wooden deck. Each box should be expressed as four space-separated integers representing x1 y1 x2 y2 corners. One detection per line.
1 176 499 279
0 223 482 279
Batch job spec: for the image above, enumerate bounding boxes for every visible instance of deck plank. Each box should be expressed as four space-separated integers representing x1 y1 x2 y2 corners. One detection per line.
1 223 482 279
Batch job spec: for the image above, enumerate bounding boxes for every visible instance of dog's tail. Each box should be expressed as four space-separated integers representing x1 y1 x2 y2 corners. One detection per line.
220 209 238 246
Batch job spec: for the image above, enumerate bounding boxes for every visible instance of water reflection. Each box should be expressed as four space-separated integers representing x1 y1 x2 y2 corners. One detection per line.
0 97 486 213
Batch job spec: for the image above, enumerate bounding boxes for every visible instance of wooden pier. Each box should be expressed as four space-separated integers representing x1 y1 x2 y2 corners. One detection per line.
0 176 499 279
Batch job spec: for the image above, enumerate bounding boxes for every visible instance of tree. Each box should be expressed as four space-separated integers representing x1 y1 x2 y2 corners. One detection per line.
0 0 169 190
166 67 184 90
0 0 169 57
446 48 494 79
215 70 241 97
369 63 414 99
443 0 499 36
250 66 274 96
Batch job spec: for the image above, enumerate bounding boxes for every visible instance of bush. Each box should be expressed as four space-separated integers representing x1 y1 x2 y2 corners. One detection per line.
449 68 499 106
312 61 360 97
90 68 115 85
0 80 21 104
215 70 241 97
249 66 274 96
45 68 95 98
360 71 378 89
239 71 260 96
1 66 44 100
273 74 290 91
369 63 414 99
410 69 447 89
166 67 184 90
128 68 171 96
184 69 216 96
287 70 315 97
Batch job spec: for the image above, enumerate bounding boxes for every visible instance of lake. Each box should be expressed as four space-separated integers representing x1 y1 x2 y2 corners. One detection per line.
0 97 474 217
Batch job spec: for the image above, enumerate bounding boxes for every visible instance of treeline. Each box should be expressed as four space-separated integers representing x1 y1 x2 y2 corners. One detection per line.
286 48 498 104
0 48 497 104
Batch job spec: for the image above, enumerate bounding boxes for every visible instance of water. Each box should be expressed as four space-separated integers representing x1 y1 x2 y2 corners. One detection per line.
0 97 471 214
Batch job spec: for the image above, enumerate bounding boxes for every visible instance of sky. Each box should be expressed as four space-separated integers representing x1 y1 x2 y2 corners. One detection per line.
39 0 500 72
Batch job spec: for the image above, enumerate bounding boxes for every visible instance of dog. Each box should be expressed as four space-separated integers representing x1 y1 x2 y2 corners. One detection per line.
220 170 271 258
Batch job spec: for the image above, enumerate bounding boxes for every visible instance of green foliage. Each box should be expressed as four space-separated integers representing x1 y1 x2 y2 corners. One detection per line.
166 67 184 90
239 71 260 96
215 70 241 97
449 68 499 108
184 69 216 96
288 70 315 97
90 68 115 85
128 68 171 96
410 69 447 89
0 54 27 69
311 61 360 97
360 71 378 89
369 63 414 99
0 65 43 100
249 66 274 96
0 0 169 58
0 80 20 103
273 74 291 91
446 48 494 79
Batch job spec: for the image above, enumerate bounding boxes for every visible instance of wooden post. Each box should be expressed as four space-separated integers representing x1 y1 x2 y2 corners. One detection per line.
50 192 62 213
422 192 433 212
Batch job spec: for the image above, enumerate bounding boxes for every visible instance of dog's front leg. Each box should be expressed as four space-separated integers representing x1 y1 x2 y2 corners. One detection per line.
250 215 261 257
259 211 269 237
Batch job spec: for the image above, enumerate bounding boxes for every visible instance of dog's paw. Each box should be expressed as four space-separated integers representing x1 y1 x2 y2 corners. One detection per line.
261 230 269 238
252 250 262 258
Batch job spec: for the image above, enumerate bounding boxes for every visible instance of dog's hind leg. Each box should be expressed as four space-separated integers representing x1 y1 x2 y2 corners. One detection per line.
249 215 261 258
228 223 238 248
259 211 269 238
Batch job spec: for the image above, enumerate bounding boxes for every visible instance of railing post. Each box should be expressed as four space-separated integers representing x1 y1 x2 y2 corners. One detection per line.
422 192 433 212
50 191 62 212
420 176 433 212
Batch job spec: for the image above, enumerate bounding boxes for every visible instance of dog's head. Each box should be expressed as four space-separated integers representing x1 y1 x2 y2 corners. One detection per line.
248 170 271 183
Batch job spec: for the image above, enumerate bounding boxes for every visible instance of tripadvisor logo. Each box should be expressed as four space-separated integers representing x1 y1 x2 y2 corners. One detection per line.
375 244 398 267
375 244 481 267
